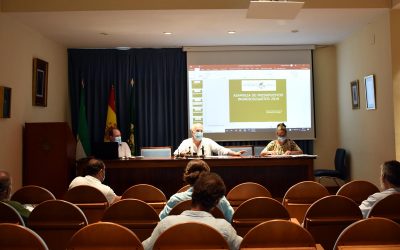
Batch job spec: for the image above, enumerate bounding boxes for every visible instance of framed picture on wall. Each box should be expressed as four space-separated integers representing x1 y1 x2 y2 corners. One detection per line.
350 80 359 109
364 74 376 110
32 58 48 107
0 86 11 118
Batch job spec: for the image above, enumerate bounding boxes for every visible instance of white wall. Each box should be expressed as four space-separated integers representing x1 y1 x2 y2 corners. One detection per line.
312 46 340 170
336 12 395 187
0 13 68 189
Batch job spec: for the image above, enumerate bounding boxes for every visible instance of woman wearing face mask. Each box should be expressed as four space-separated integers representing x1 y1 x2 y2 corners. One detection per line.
173 123 245 157
260 123 303 156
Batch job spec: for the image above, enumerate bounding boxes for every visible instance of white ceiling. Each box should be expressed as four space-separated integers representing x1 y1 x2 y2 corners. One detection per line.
4 8 389 48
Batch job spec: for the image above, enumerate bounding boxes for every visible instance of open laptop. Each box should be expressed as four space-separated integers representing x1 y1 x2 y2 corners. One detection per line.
93 142 119 160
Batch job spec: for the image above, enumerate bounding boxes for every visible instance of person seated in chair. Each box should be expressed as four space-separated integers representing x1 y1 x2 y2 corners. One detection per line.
0 170 31 223
108 128 132 158
69 158 121 204
143 172 242 250
174 123 246 157
159 159 234 222
260 123 303 156
359 160 400 218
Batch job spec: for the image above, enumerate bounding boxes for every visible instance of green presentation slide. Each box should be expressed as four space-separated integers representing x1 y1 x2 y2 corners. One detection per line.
229 79 287 122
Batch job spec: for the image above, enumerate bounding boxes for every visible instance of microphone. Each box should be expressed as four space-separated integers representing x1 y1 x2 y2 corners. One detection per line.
188 146 191 156
201 146 205 156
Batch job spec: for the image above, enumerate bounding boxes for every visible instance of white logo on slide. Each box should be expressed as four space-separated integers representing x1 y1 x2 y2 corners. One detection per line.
242 80 276 91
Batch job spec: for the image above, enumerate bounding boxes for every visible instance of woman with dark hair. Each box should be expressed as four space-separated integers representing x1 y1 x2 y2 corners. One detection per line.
144 172 242 250
158 159 234 222
260 123 303 156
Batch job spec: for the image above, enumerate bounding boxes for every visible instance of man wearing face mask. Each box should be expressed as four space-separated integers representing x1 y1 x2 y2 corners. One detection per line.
69 158 121 204
109 128 132 158
174 123 245 157
260 123 303 156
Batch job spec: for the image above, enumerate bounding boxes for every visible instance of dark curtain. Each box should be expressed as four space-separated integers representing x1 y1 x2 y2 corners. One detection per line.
68 48 188 153
69 48 312 155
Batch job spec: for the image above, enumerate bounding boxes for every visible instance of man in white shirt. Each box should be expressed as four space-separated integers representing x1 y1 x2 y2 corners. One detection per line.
359 160 400 217
142 172 242 250
109 128 132 158
174 123 246 157
69 158 121 204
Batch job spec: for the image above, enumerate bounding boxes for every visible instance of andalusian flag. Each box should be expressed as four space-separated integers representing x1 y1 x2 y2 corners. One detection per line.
128 79 135 155
104 85 117 142
76 81 91 159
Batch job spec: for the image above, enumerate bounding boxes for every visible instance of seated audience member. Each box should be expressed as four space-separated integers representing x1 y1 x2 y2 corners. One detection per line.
159 159 234 222
0 170 31 223
174 123 246 157
359 160 400 218
260 123 303 156
69 158 121 204
143 172 242 250
109 128 132 158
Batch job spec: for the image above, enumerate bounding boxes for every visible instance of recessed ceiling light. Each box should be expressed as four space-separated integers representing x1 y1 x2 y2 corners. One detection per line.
163 32 172 35
228 31 236 34
99 32 109 36
291 29 299 33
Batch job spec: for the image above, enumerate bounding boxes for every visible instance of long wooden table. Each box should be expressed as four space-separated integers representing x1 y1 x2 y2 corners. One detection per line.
79 156 315 198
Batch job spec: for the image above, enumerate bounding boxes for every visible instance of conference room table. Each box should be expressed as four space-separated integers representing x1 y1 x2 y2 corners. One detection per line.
78 155 316 199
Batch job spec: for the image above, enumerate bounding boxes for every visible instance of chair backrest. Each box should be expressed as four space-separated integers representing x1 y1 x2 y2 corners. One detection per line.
367 193 400 223
168 199 225 219
176 184 190 193
336 180 380 205
0 223 49 250
283 181 330 224
254 146 265 156
304 195 363 250
335 148 347 179
11 185 56 205
334 217 400 250
227 182 271 208
67 222 144 250
0 201 25 225
102 198 160 241
140 146 171 158
232 197 290 237
63 185 109 223
121 184 167 213
153 222 229 249
27 199 88 250
225 145 254 156
240 219 316 248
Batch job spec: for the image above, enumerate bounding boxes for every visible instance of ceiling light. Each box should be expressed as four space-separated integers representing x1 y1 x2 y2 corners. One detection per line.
228 31 236 34
247 1 304 19
99 32 109 36
163 32 172 35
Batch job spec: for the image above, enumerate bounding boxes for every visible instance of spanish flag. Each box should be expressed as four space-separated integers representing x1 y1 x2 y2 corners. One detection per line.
104 85 117 142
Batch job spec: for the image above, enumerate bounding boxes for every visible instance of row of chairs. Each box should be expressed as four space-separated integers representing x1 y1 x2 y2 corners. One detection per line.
4 191 400 249
6 180 384 225
2 217 400 250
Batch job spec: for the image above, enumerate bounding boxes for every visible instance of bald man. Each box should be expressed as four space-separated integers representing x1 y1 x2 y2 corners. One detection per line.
174 123 245 157
0 170 31 222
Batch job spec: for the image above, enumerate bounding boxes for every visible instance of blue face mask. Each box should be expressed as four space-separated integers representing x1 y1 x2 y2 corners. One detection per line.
277 136 287 143
194 132 203 141
114 136 122 145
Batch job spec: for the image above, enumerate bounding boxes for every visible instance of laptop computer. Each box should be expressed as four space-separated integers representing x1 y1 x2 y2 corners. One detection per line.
93 142 119 160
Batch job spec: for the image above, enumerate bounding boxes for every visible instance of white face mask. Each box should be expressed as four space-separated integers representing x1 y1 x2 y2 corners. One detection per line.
194 131 203 141
277 136 287 143
114 136 122 144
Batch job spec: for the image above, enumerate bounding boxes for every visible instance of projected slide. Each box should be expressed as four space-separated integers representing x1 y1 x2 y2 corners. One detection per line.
188 64 313 140
229 79 286 122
